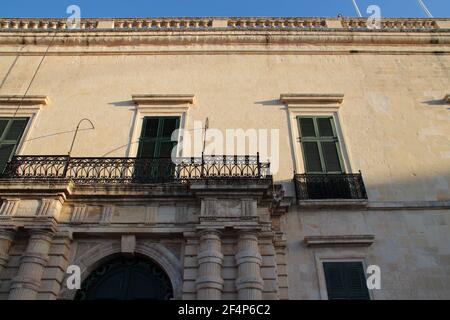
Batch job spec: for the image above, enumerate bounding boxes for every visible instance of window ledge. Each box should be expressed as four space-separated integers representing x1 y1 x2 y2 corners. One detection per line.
297 199 368 208
304 235 375 247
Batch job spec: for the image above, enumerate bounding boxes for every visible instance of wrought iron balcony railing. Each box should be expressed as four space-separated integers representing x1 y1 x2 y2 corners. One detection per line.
1 154 271 184
294 173 367 201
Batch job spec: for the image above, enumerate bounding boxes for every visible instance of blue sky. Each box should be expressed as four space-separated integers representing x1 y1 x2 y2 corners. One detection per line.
1 0 449 18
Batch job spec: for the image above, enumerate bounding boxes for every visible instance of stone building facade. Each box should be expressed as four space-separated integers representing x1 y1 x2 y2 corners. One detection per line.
0 17 449 300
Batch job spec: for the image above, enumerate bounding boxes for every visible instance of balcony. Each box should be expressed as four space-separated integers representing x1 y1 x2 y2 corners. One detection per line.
293 173 368 203
1 154 271 184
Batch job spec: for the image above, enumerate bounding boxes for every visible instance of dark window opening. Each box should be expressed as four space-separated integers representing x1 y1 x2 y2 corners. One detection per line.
323 261 370 300
0 118 29 173
134 116 180 182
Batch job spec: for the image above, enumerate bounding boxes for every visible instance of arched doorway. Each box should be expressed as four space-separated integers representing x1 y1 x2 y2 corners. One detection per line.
74 255 173 300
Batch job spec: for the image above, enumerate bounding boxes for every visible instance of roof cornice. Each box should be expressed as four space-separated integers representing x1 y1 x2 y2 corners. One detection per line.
0 17 449 32
0 31 449 48
0 17 449 48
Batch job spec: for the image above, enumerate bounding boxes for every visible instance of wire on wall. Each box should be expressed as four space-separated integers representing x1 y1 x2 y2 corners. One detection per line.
11 31 58 119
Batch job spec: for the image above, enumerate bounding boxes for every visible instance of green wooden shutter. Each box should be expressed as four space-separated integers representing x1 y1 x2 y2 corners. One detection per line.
298 116 344 173
0 118 29 173
137 117 180 158
323 262 370 300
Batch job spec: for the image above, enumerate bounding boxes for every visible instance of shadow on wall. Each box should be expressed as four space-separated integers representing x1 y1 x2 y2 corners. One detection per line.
252 97 450 202
422 98 450 109
108 100 135 107
254 99 283 106
287 172 449 203
360 172 450 202
24 128 93 143
101 141 139 157
107 100 138 156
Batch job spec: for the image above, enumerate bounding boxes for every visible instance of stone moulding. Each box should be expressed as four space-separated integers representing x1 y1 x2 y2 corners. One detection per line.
59 240 183 300
280 93 344 105
296 199 368 209
1 18 449 50
0 95 49 106
132 94 194 105
304 235 375 247
0 179 73 194
282 93 347 176
1 32 449 48
281 93 344 115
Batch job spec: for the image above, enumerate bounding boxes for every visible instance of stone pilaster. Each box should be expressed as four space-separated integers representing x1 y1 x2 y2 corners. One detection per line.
182 232 198 300
0 229 15 278
196 229 223 300
274 238 289 300
38 232 72 300
8 230 54 300
235 231 263 300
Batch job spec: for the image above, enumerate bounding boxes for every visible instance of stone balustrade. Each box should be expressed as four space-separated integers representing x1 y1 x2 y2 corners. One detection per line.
226 17 327 29
0 17 447 31
341 18 439 30
114 18 213 29
0 19 98 30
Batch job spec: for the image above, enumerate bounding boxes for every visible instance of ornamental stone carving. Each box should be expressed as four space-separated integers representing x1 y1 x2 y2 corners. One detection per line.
0 199 20 217
200 199 257 218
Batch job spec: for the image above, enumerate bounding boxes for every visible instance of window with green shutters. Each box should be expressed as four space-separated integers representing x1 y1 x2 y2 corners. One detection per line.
137 117 180 158
323 262 370 300
297 116 345 174
0 117 29 173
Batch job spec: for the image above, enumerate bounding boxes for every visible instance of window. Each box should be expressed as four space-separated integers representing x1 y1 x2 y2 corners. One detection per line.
297 116 344 173
133 116 180 182
0 117 29 172
323 262 370 300
137 117 180 158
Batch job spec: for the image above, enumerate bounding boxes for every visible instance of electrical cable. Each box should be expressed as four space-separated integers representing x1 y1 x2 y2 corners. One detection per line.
11 30 58 119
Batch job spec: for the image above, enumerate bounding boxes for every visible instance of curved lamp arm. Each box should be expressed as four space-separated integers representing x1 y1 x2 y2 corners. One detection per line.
68 118 95 156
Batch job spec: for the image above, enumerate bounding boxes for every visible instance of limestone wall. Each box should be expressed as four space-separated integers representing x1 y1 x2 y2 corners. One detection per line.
285 207 450 299
0 46 448 202
0 18 449 300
